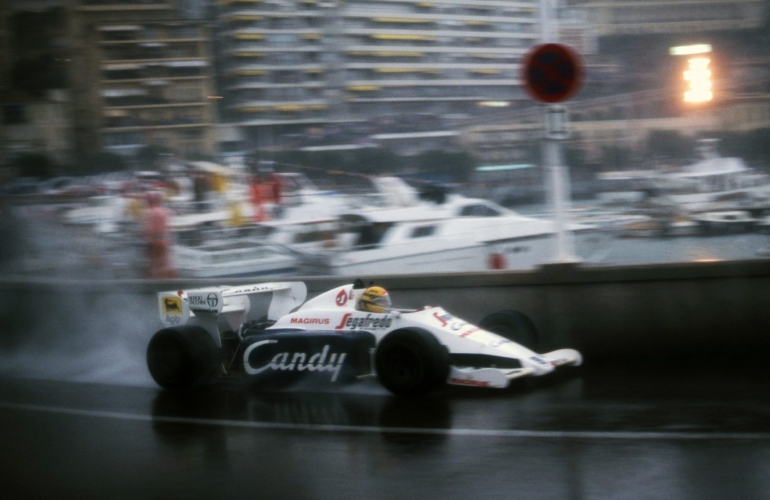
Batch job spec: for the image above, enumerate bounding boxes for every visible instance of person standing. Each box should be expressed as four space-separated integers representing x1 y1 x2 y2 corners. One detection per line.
192 172 207 212
143 191 175 279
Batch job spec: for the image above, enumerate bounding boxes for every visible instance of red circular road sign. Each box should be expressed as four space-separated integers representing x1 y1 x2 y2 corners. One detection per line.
521 43 584 103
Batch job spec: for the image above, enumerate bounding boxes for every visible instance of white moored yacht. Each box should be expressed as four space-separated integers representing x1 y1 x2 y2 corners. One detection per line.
650 139 770 213
300 181 600 276
170 175 419 278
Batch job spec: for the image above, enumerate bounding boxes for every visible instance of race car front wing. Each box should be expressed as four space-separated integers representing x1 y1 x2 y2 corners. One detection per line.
446 348 582 389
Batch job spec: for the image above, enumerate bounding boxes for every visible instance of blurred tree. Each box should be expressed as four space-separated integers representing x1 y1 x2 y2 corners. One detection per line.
646 130 694 160
187 151 215 163
274 150 312 170
89 151 128 174
713 131 743 158
744 128 770 164
703 129 770 166
273 149 347 184
13 153 54 178
348 148 401 176
136 145 170 170
10 55 66 98
414 150 477 183
564 145 588 170
600 145 631 170
9 9 67 97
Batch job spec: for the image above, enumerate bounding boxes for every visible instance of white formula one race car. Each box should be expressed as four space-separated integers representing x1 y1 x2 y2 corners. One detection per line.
148 280 582 396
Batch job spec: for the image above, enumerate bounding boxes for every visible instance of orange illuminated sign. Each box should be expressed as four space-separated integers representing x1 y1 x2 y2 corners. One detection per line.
683 57 713 103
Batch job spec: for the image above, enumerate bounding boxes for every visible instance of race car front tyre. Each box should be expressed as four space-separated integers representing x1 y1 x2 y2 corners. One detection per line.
375 328 450 396
147 326 218 390
479 310 539 350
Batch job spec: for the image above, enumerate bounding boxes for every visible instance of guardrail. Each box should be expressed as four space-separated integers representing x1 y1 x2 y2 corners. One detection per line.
2 259 770 363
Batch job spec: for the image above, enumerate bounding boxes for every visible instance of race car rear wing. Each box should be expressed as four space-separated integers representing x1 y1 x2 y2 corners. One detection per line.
158 282 307 345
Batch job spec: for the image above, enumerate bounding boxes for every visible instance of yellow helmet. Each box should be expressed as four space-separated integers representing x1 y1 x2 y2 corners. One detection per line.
358 286 391 313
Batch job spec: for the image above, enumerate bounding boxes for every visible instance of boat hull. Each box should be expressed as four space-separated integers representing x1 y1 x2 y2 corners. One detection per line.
311 229 602 276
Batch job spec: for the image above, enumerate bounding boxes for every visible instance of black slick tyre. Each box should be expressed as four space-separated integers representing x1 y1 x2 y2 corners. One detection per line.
147 326 218 390
375 328 450 396
479 310 539 350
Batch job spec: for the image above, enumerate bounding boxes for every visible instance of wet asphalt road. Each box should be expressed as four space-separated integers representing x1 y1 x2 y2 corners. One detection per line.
0 363 768 500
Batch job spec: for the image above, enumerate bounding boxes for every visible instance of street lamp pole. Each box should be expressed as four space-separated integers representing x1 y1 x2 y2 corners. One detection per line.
539 0 558 43
539 0 579 263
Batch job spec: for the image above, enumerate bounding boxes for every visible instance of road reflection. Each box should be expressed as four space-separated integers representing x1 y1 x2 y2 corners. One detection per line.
150 382 456 450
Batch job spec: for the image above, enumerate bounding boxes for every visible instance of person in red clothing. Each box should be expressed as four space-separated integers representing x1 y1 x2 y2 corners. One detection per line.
250 174 267 222
143 191 175 279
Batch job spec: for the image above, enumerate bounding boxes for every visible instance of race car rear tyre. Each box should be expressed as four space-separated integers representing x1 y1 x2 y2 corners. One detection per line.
147 326 218 391
479 310 539 350
375 328 450 397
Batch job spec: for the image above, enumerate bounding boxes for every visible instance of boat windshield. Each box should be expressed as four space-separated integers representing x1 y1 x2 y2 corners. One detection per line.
458 204 503 217
340 215 393 249
353 222 392 249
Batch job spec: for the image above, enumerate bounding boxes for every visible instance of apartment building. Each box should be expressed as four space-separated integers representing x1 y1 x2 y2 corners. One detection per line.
217 0 543 146
564 0 767 36
457 0 769 166
65 0 768 162
67 0 218 162
0 1 10 91
2 90 72 165
1 1 71 165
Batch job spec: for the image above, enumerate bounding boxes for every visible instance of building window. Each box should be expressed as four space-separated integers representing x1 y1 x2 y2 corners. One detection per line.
1 104 26 125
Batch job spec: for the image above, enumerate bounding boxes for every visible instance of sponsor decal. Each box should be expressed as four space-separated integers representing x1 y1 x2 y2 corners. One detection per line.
450 378 492 388
334 313 351 329
162 296 182 315
334 313 393 330
188 295 207 307
433 312 454 327
229 285 273 295
434 312 476 335
335 289 348 307
188 292 220 313
529 356 549 366
450 320 466 331
289 317 330 325
243 340 347 382
164 314 182 325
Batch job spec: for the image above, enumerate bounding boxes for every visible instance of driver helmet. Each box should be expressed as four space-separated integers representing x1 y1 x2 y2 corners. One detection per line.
357 286 391 313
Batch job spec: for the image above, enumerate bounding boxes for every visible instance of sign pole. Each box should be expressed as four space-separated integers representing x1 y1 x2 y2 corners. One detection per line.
520 41 583 264
543 106 578 262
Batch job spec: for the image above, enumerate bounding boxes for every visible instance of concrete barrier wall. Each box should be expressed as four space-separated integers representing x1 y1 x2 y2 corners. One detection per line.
372 260 770 360
2 259 770 363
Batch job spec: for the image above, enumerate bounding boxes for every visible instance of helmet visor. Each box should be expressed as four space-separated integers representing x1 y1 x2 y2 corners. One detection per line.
360 289 391 312
370 294 391 309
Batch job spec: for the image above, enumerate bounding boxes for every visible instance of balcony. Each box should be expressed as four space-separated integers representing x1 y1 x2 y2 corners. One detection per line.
219 0 265 5
368 34 437 42
102 59 209 78
101 45 202 61
97 24 203 43
228 80 325 91
234 100 328 113
101 87 209 108
78 0 174 12
103 107 209 131
343 78 520 89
